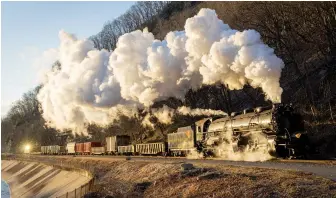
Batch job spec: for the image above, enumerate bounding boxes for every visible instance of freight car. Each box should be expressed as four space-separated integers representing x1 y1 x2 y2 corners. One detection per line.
106 135 130 154
135 142 166 155
41 146 48 155
75 143 84 155
91 146 105 155
83 142 102 154
40 145 66 155
117 145 134 155
66 142 76 154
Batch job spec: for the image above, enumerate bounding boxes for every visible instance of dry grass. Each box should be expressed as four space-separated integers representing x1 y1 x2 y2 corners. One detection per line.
146 163 336 198
9 155 336 198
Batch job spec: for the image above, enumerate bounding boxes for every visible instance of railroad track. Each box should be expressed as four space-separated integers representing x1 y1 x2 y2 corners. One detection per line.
30 154 336 181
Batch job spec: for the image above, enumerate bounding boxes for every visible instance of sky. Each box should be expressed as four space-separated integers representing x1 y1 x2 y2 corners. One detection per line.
1 1 135 117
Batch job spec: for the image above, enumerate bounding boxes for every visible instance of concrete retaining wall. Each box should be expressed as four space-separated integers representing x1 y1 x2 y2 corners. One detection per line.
1 160 92 198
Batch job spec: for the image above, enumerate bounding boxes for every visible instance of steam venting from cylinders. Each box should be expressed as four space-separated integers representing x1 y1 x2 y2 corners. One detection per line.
37 9 284 132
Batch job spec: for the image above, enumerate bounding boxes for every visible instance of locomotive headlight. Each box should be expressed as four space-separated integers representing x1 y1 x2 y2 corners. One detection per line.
295 133 301 138
24 144 31 153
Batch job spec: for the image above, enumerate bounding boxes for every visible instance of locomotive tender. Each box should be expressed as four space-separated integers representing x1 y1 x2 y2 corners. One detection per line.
41 104 308 159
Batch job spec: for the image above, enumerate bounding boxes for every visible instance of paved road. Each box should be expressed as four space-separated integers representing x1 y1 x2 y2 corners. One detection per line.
64 155 336 181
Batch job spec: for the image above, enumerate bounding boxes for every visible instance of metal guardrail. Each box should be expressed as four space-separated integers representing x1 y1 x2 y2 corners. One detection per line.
2 154 95 198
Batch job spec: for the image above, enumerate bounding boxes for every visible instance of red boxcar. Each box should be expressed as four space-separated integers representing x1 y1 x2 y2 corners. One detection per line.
84 142 102 154
75 143 84 154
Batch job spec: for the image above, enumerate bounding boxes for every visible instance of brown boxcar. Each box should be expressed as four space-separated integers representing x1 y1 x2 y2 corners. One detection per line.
84 142 102 154
75 143 84 155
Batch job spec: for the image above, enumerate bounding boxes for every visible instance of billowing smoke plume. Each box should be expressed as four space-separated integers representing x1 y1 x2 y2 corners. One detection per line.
151 105 175 124
38 8 284 132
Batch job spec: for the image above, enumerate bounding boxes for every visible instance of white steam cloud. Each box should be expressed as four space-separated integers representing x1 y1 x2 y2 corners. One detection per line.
215 132 274 162
141 105 226 128
177 106 226 116
186 128 273 162
38 8 284 132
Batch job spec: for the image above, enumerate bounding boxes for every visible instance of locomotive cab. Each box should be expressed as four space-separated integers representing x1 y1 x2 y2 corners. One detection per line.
195 118 212 142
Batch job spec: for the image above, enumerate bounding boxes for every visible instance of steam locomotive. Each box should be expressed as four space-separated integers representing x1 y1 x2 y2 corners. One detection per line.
41 103 309 159
168 103 308 158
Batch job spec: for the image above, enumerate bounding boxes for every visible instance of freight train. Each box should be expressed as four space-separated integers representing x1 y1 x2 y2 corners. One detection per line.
41 104 309 159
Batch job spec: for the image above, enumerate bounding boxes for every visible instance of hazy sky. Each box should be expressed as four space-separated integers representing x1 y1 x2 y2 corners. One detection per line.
1 1 135 116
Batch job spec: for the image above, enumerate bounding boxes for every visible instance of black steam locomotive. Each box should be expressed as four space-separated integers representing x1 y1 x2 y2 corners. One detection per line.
169 103 309 158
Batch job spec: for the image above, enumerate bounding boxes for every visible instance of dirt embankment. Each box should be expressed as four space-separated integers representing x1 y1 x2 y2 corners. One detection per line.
9 155 336 198
1 160 92 198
